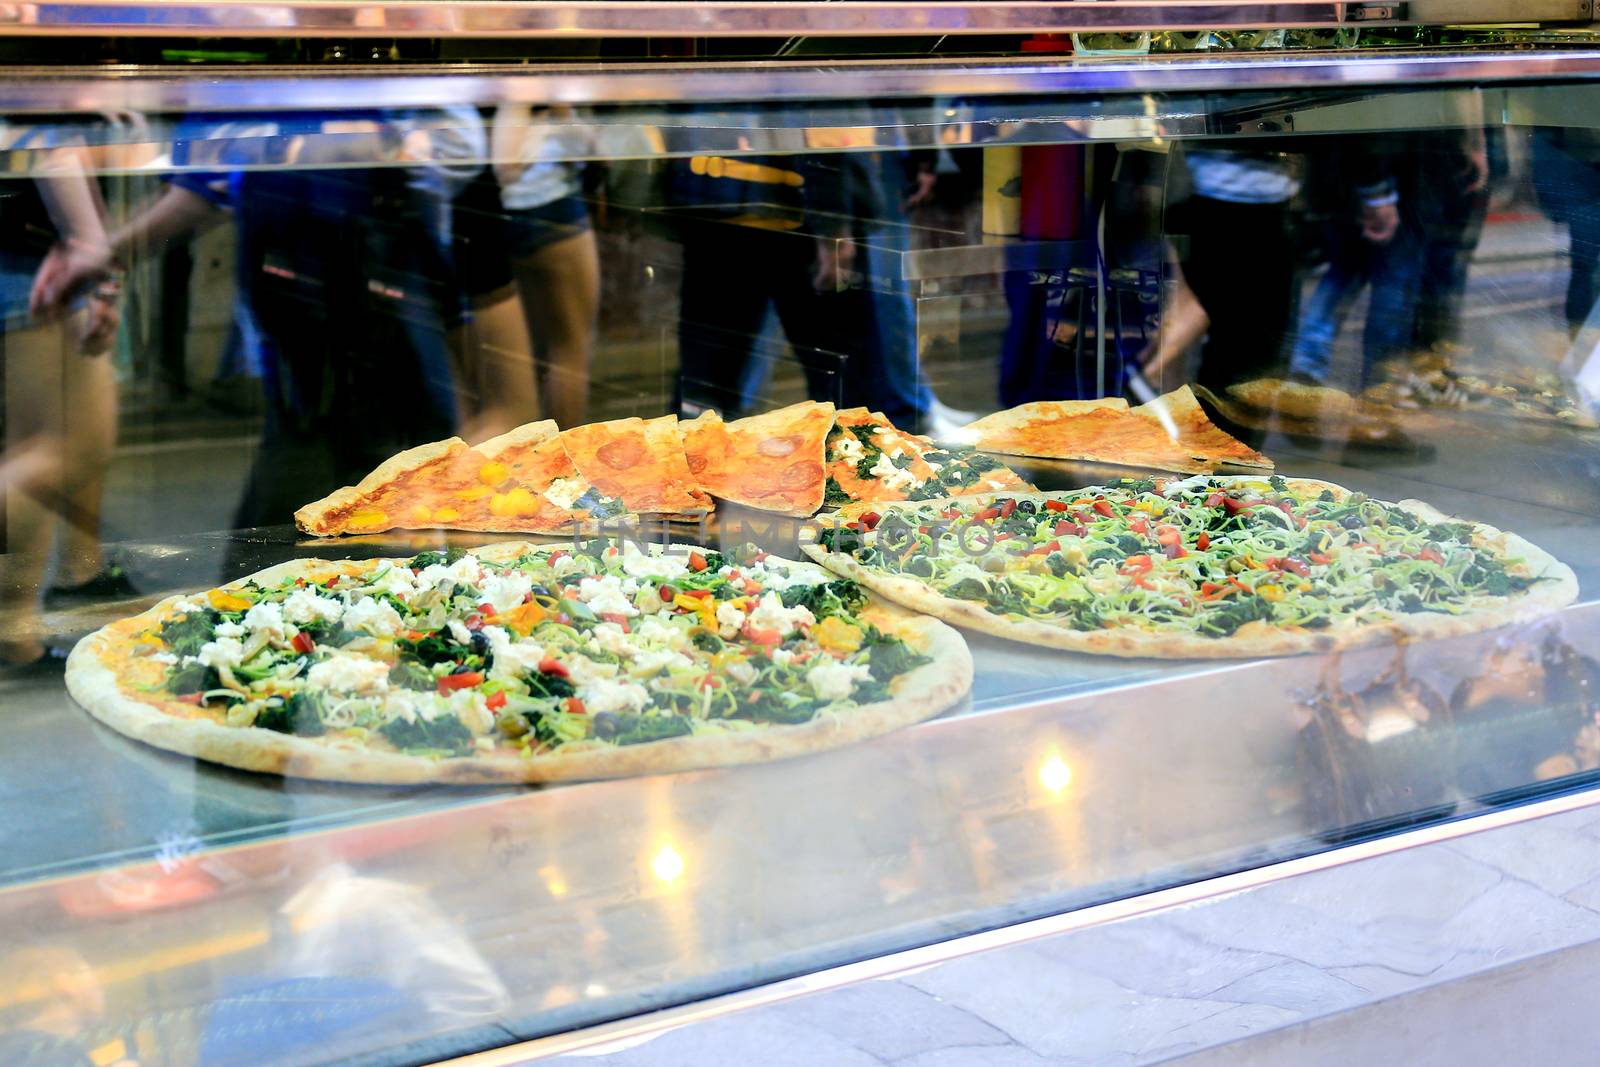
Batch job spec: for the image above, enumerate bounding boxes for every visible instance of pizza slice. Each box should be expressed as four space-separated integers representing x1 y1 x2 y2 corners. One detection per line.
681 401 834 516
295 421 629 536
561 415 712 516
952 387 1271 473
1227 378 1360 422
823 408 1034 508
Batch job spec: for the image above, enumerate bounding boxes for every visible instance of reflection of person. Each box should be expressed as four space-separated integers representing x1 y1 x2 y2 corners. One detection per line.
0 945 136 1067
0 130 120 668
32 112 510 532
1169 145 1301 389
492 104 602 429
1532 126 1600 335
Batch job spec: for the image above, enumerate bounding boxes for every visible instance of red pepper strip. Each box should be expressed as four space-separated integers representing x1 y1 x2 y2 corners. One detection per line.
291 631 315 655
1119 554 1154 575
437 671 484 693
1154 524 1181 545
999 499 1017 519
1130 518 1150 536
974 507 1002 521
1418 547 1445 565
478 602 496 616
658 584 677 601
688 551 708 572
751 550 770 562
537 656 570 678
1223 497 1252 515
600 613 632 631
1092 499 1116 518
1196 532 1211 551
747 628 782 646
679 587 712 600
742 579 763 596
1308 551 1334 565
486 691 508 712
994 532 1013 542
565 697 587 715
1199 581 1230 599
1029 539 1063 557
1205 492 1226 508
176 692 204 705
1053 519 1075 536
1043 499 1070 513
1268 557 1310 577
1132 575 1155 590
699 675 723 690
942 507 962 519
1162 542 1187 560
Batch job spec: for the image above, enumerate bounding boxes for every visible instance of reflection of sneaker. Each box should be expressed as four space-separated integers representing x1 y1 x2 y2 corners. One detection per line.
45 563 139 607
925 398 979 441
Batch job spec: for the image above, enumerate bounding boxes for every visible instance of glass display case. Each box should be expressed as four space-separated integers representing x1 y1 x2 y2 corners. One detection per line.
5 3 1600 1064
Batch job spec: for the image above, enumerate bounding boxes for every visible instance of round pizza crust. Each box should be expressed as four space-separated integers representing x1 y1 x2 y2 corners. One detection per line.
66 542 973 785
803 477 1580 660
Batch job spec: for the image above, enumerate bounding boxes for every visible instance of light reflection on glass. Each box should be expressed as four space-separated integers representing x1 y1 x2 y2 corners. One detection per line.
651 844 686 884
1039 754 1074 796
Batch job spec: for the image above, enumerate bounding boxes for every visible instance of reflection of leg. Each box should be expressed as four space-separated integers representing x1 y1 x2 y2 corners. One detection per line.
677 230 774 415
449 288 539 443
514 229 599 429
52 321 117 586
1289 256 1362 383
1363 230 1425 383
1568 212 1600 334
1 323 68 662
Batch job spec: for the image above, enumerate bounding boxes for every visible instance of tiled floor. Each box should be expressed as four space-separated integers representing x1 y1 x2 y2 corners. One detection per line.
547 804 1600 1066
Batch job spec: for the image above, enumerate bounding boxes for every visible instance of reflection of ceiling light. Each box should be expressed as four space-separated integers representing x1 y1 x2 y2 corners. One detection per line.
651 845 685 884
584 982 608 998
1039 755 1073 796
540 867 568 898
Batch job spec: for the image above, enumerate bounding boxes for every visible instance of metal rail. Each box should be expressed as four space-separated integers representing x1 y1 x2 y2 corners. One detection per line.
0 0 1589 39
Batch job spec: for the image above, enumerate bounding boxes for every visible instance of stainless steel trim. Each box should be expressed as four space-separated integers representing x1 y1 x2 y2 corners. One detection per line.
0 0 1587 38
4 50 1600 112
433 785 1600 1065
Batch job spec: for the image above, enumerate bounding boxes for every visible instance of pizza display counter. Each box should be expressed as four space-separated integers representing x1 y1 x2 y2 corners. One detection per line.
3 7 1600 1064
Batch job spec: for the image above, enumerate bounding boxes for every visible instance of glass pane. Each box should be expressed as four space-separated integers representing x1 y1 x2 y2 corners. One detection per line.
1 76 1598 1065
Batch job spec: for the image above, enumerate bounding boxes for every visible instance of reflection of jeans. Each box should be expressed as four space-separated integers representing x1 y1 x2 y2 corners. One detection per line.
1289 226 1423 387
859 232 935 423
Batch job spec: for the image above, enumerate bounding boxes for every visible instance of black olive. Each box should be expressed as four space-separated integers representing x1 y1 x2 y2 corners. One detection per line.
1016 500 1037 514
470 631 491 659
451 662 477 675
1341 515 1363 530
528 583 552 598
593 712 620 740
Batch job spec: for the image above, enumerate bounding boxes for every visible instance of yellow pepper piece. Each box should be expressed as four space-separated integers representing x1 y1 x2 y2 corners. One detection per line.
490 487 538 517
1258 584 1285 603
495 600 547 636
478 461 509 486
207 588 252 612
433 507 462 522
813 616 863 653
349 506 388 529
410 504 434 522
455 484 492 501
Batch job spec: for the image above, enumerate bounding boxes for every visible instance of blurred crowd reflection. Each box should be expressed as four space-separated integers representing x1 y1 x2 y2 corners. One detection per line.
0 103 1596 667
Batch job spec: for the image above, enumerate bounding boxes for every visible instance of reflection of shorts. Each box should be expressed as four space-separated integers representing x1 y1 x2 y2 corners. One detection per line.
504 196 591 259
0 251 43 330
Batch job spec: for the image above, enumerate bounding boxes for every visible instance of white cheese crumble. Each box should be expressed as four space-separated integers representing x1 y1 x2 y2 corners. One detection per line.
747 592 815 636
368 564 422 599
343 597 404 637
479 572 533 614
550 553 585 578
869 452 920 493
807 661 872 701
578 575 638 618
197 637 245 670
620 543 689 580
579 678 651 715
543 477 588 511
630 649 692 677
831 434 864 461
590 622 636 659
418 554 483 589
447 620 473 645
168 597 205 615
482 624 546 681
769 648 796 666
213 620 246 640
307 655 390 693
564 655 619 684
715 601 748 638
283 588 344 626
242 601 289 645
635 616 690 651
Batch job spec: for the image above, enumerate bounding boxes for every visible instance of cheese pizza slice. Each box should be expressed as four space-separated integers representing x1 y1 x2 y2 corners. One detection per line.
681 401 834 516
954 387 1270 473
295 421 629 536
561 415 712 516
823 408 1034 508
